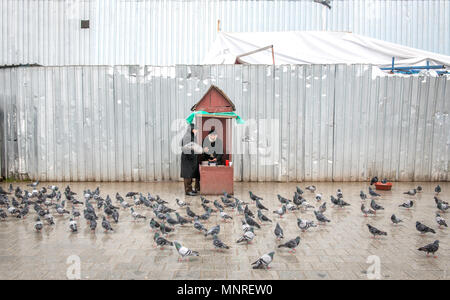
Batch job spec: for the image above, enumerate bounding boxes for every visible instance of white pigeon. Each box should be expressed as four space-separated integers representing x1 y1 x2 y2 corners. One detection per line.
252 251 275 269
174 241 199 261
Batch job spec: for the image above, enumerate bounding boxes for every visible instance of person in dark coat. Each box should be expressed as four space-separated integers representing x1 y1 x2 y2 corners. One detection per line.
202 129 223 165
181 123 202 196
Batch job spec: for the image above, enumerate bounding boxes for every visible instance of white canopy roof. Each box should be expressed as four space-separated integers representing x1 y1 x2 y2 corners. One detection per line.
203 31 450 68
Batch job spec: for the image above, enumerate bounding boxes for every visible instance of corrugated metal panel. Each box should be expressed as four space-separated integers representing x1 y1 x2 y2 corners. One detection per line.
1 0 450 66
1 64 449 182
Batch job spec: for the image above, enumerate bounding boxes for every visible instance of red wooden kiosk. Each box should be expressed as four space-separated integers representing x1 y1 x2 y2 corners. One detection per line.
191 85 235 195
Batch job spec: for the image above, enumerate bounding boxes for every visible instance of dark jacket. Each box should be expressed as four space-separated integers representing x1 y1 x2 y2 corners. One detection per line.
202 136 224 165
180 131 200 178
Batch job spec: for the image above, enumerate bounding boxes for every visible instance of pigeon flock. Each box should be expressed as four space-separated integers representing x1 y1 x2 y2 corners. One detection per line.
0 179 447 273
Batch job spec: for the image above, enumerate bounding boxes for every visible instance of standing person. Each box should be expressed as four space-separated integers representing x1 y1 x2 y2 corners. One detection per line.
181 124 202 196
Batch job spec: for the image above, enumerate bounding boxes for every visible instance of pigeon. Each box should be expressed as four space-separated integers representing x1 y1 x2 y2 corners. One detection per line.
219 209 233 222
299 200 314 211
434 185 441 194
391 214 403 225
336 189 343 199
305 185 316 193
102 216 113 232
205 224 220 237
435 197 449 212
0 187 11 195
251 252 275 269
403 189 417 196
418 240 439 258
125 192 138 198
277 194 290 205
176 198 189 207
119 199 133 209
213 200 224 211
27 181 39 188
164 213 179 226
249 191 263 201
296 187 304 195
213 235 230 251
241 219 252 233
44 211 55 225
69 218 78 232
361 204 375 217
0 209 7 220
314 0 331 10
274 223 284 240
360 191 367 201
367 224 387 238
255 199 268 211
315 193 322 202
318 202 327 213
236 227 255 244
89 219 97 231
34 217 43 231
193 217 207 234
273 205 287 218
314 210 330 224
244 213 260 229
149 218 160 231
435 213 447 228
370 176 379 185
370 199 384 213
257 210 272 223
174 241 199 261
175 212 191 225
186 206 197 219
286 201 300 212
399 200 414 209
130 208 146 220
153 232 173 248
297 218 317 232
244 205 255 218
368 187 380 198
200 196 210 204
416 221 436 234
416 186 422 192
159 222 174 235
278 236 301 253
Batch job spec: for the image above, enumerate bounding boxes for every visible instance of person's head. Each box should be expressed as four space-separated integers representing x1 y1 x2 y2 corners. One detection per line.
208 129 218 142
189 123 198 136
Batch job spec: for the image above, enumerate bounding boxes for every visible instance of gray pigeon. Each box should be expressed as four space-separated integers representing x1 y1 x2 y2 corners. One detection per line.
314 210 330 224
391 214 403 225
435 185 441 194
205 224 220 237
273 205 287 218
102 216 113 232
193 217 207 234
399 200 413 209
257 209 272 223
361 204 375 217
278 236 301 253
367 224 387 238
297 218 317 232
252 252 275 269
418 240 439 257
213 235 230 251
313 0 331 10
69 218 77 232
34 217 43 231
255 199 268 211
403 189 417 196
370 199 384 213
435 213 447 228
244 213 261 229
154 232 173 248
360 191 367 201
274 223 284 240
416 221 435 234
236 227 255 244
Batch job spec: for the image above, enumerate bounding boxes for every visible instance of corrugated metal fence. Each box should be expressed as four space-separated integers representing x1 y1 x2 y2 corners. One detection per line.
0 65 449 182
1 0 450 66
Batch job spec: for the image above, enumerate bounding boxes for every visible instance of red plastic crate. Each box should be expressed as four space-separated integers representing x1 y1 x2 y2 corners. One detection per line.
374 182 392 190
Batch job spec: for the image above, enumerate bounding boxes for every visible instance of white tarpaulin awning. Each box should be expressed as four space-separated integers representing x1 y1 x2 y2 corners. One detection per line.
203 31 450 68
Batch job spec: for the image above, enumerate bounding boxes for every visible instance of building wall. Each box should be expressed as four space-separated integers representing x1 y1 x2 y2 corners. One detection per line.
1 0 449 66
1 64 449 182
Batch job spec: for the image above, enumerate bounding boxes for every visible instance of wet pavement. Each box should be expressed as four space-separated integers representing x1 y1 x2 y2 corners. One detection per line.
0 181 448 280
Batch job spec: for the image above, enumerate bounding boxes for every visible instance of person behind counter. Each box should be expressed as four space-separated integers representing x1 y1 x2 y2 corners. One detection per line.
202 129 224 165
181 123 203 196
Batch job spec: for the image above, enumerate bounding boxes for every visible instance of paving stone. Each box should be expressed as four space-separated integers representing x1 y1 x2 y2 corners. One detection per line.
0 181 448 279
